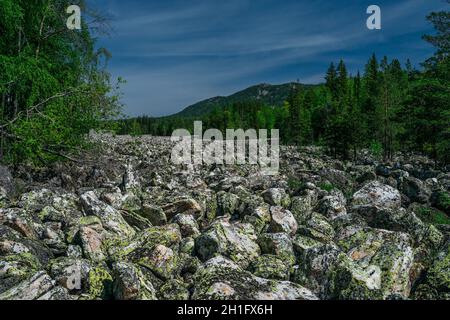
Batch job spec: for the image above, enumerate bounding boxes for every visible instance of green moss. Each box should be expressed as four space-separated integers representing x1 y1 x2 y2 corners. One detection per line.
417 207 450 225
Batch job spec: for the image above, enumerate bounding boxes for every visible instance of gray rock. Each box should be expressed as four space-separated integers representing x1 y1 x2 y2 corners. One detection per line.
195 219 260 269
112 261 157 300
352 181 402 210
192 256 318 300
268 206 298 236
0 271 54 300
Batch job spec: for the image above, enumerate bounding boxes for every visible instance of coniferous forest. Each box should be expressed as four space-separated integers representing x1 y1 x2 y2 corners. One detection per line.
119 5 449 164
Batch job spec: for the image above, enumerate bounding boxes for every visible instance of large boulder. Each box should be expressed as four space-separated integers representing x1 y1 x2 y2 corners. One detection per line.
195 219 260 269
291 243 383 299
352 181 401 210
0 271 54 300
262 188 291 208
80 191 135 238
257 233 296 267
336 226 415 299
400 177 431 204
192 256 318 300
112 261 157 300
268 206 298 236
317 190 347 219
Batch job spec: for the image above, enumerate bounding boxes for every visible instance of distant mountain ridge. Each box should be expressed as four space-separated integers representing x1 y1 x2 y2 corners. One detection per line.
172 82 320 118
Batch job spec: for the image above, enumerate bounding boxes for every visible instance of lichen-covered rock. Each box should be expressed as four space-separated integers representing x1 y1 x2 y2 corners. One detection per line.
413 240 450 300
317 190 347 219
48 257 91 293
192 256 318 300
0 225 54 266
290 190 317 225
85 266 113 299
37 286 74 300
262 188 291 208
0 208 39 240
106 224 182 261
0 166 14 198
195 219 260 269
158 279 190 300
19 189 55 213
352 181 401 210
400 177 431 204
172 214 200 238
257 233 296 267
250 255 290 280
112 261 157 300
336 226 415 299
80 191 135 238
0 253 41 294
242 204 271 234
162 198 202 220
216 191 240 217
0 271 54 300
77 225 106 262
297 213 335 242
319 169 353 194
139 203 167 226
128 244 178 280
268 206 298 236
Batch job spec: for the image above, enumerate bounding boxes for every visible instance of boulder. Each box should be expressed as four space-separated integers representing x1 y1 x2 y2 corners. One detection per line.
80 191 135 238
172 214 200 238
192 256 318 300
162 198 202 220
257 233 296 267
400 177 431 204
352 181 401 210
0 271 54 300
250 255 290 280
317 190 347 219
262 188 291 208
112 261 157 300
268 206 298 236
195 219 260 269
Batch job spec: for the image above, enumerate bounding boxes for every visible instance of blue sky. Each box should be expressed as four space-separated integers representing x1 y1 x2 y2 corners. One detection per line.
92 0 448 117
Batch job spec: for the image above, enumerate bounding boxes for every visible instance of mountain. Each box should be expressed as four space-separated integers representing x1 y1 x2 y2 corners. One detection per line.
172 82 320 118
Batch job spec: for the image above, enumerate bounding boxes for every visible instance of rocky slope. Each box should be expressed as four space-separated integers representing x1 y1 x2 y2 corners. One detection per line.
0 134 449 300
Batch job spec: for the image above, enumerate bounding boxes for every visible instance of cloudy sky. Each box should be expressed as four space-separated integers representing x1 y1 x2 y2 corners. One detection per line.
92 0 447 117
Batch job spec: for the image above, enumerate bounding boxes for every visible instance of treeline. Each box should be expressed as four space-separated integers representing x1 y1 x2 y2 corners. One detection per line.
122 6 449 164
0 0 121 165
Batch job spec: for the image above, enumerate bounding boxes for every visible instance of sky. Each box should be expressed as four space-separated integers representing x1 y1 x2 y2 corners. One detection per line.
92 0 448 117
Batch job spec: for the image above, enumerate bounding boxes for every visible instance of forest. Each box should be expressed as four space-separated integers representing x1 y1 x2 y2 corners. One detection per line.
119 7 449 164
0 0 122 165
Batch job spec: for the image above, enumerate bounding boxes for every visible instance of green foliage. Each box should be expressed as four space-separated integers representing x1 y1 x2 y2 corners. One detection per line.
369 140 383 158
0 0 122 165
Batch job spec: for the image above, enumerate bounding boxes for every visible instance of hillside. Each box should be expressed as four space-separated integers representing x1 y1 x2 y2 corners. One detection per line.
173 82 320 117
